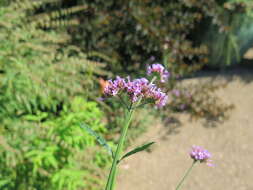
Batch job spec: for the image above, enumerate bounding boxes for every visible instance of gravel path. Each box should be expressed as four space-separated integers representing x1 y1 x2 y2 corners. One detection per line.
117 71 253 190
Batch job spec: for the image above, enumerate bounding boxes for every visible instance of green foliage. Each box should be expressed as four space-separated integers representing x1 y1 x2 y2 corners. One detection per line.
0 1 113 190
0 0 110 118
69 0 225 73
224 0 253 17
0 97 112 190
64 0 253 69
202 0 253 67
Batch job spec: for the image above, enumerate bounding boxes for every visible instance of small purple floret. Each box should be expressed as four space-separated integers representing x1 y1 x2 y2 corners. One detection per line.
190 146 212 165
104 76 126 96
147 63 170 83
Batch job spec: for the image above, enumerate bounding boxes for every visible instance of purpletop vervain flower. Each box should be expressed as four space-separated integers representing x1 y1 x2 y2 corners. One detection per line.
147 63 170 83
190 146 213 166
175 146 213 190
104 76 168 108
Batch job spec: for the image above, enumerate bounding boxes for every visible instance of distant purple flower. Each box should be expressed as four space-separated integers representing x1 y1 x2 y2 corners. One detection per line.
185 91 192 98
103 76 168 108
190 146 213 166
172 89 180 97
179 104 186 110
147 64 170 83
149 56 156 62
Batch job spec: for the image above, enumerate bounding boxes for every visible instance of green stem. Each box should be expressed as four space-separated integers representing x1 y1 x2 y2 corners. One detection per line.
118 94 130 111
105 108 134 190
175 161 197 190
150 76 157 84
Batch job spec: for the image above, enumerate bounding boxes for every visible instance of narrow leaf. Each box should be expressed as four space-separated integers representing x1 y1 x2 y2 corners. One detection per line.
119 142 155 163
80 123 113 157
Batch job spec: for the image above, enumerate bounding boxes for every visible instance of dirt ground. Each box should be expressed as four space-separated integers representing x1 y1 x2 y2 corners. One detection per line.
117 69 253 190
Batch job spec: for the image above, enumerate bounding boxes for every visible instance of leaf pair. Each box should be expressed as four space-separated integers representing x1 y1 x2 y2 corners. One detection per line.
80 123 155 162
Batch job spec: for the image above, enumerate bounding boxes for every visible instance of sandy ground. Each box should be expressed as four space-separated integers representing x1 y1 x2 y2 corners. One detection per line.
117 69 253 190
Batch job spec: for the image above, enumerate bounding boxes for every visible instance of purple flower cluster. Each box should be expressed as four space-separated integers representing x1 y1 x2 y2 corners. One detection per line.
190 146 213 166
104 76 168 108
147 64 170 83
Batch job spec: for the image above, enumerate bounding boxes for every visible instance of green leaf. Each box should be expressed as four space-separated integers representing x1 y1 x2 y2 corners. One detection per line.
119 142 155 163
80 123 113 157
0 179 10 187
